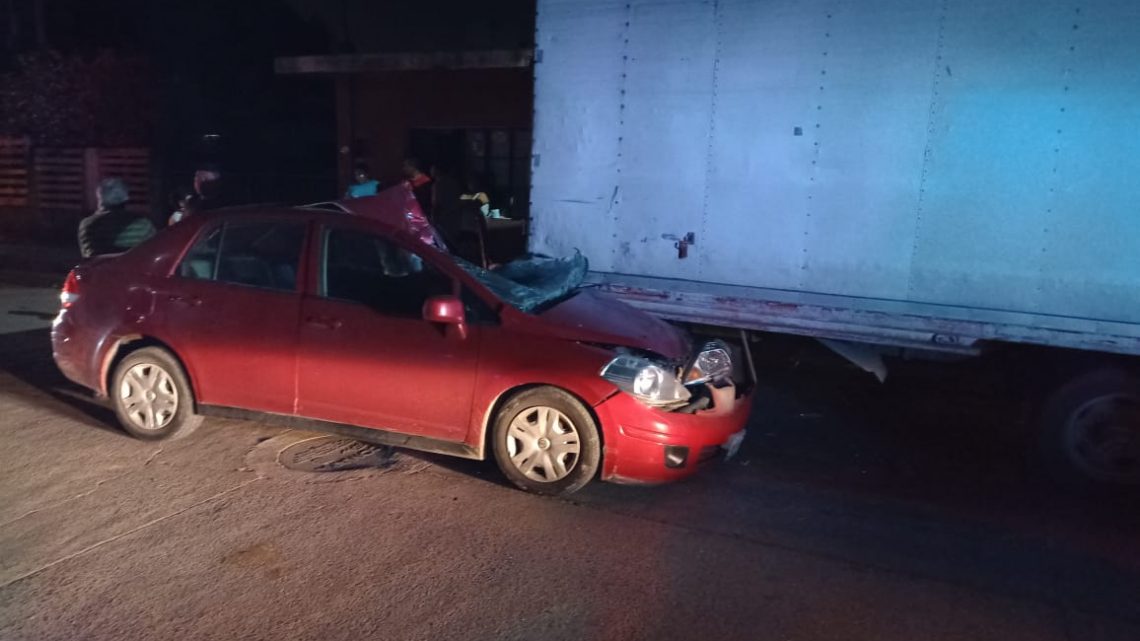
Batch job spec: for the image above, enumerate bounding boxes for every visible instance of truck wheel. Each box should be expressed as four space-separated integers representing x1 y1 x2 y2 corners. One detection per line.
111 347 203 441
1039 368 1140 486
491 387 601 496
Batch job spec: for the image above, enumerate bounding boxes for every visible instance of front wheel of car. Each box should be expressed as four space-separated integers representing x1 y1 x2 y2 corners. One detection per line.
111 347 203 440
492 387 601 496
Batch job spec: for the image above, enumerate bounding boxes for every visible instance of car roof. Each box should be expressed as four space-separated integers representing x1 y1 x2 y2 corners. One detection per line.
190 204 405 237
186 201 428 249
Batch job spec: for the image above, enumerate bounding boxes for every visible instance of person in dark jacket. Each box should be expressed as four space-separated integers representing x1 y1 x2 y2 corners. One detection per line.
187 168 225 212
168 167 226 226
77 178 156 257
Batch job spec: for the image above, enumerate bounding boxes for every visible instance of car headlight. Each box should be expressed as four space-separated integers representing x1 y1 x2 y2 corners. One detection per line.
600 354 691 408
684 341 733 385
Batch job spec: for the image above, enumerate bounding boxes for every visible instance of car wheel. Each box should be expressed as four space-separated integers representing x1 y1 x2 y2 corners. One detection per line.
492 387 601 495
1040 368 1140 487
111 347 203 440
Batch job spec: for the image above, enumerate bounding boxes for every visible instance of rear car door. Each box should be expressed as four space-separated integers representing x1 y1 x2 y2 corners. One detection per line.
295 224 480 440
158 218 306 414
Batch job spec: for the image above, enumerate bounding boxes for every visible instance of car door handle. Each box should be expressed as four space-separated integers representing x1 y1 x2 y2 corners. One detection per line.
168 294 202 307
305 316 342 330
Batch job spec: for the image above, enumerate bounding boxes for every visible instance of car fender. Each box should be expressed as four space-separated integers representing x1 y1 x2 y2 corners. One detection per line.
465 336 619 459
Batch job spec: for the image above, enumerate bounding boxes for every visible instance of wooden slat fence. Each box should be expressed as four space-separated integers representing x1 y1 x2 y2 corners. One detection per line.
26 146 150 212
33 147 86 210
0 137 30 207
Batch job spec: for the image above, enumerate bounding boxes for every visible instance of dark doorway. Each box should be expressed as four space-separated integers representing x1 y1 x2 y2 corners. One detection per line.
408 127 531 220
407 129 465 180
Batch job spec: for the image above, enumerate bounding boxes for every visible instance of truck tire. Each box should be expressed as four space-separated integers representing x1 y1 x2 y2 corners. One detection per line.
492 387 601 496
110 347 203 441
1039 368 1140 486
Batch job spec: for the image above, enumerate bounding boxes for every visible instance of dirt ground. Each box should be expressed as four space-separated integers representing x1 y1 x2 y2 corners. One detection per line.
1 286 1138 641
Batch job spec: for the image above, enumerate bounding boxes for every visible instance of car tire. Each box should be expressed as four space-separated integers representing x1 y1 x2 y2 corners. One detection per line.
110 347 203 441
1039 368 1140 487
492 387 601 496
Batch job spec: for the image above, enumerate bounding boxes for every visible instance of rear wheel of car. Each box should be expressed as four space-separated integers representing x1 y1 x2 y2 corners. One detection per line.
110 347 203 440
492 387 601 496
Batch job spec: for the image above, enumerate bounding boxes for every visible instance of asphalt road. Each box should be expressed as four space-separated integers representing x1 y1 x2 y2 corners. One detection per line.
1 286 1138 641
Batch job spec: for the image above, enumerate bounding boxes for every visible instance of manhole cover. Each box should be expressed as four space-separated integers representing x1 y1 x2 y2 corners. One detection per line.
279 436 398 473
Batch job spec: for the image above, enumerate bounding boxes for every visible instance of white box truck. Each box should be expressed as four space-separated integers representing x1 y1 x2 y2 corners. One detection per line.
528 0 1140 485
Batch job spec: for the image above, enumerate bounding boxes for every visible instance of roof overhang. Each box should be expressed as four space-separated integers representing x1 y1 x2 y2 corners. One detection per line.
275 49 534 74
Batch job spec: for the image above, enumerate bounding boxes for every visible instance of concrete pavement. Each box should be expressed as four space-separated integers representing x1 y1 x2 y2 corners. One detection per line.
0 285 1138 640
0 243 77 289
0 288 60 335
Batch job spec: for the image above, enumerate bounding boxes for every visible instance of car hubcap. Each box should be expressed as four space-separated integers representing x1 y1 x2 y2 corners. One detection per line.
120 363 178 431
1067 393 1140 483
506 406 580 482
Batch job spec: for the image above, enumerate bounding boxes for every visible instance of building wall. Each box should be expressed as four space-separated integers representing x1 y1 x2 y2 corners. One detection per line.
344 68 533 186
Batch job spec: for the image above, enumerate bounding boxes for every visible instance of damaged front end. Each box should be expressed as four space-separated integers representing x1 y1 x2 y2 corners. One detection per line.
595 337 752 484
599 340 740 415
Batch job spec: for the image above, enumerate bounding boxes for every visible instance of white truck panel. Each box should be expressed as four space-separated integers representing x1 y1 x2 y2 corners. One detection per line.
530 0 628 272
701 0 827 291
531 0 1140 333
1035 5 1140 322
711 0 944 298
613 1 717 279
911 0 1075 313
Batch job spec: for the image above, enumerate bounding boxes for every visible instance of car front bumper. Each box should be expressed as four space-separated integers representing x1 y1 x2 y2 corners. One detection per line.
595 384 754 484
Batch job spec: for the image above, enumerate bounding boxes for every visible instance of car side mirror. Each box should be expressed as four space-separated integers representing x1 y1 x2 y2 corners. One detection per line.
423 295 468 339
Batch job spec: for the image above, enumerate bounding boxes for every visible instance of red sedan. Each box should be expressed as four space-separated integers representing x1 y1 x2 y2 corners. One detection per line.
51 204 751 495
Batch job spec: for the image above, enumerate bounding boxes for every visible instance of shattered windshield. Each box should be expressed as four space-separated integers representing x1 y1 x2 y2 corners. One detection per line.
456 252 588 313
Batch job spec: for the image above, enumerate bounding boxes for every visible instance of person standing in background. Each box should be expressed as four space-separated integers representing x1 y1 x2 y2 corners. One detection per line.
188 167 225 212
345 161 379 198
169 167 225 226
77 178 156 257
430 163 464 219
402 157 432 218
166 187 194 227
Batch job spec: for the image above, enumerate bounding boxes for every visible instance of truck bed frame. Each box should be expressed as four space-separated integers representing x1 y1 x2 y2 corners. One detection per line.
590 273 1140 358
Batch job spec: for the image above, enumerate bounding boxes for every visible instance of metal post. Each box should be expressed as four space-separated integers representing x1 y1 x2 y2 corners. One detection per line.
83 148 99 211
739 329 758 386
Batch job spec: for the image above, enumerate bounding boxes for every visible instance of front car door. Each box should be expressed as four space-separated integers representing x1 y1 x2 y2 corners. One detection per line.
157 217 307 414
295 224 480 440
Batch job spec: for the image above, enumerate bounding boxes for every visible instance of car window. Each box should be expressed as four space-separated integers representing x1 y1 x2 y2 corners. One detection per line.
322 228 453 317
177 221 305 292
178 226 222 280
461 286 499 325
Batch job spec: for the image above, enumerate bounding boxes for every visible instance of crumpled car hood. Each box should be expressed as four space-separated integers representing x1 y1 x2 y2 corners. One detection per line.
537 289 690 362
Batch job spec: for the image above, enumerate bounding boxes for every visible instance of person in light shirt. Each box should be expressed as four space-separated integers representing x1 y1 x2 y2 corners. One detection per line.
344 161 379 199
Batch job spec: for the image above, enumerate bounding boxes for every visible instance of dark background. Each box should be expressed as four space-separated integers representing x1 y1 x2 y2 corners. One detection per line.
0 0 535 207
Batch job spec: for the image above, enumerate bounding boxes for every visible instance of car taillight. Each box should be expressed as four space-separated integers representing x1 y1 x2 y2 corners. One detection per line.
60 270 79 309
